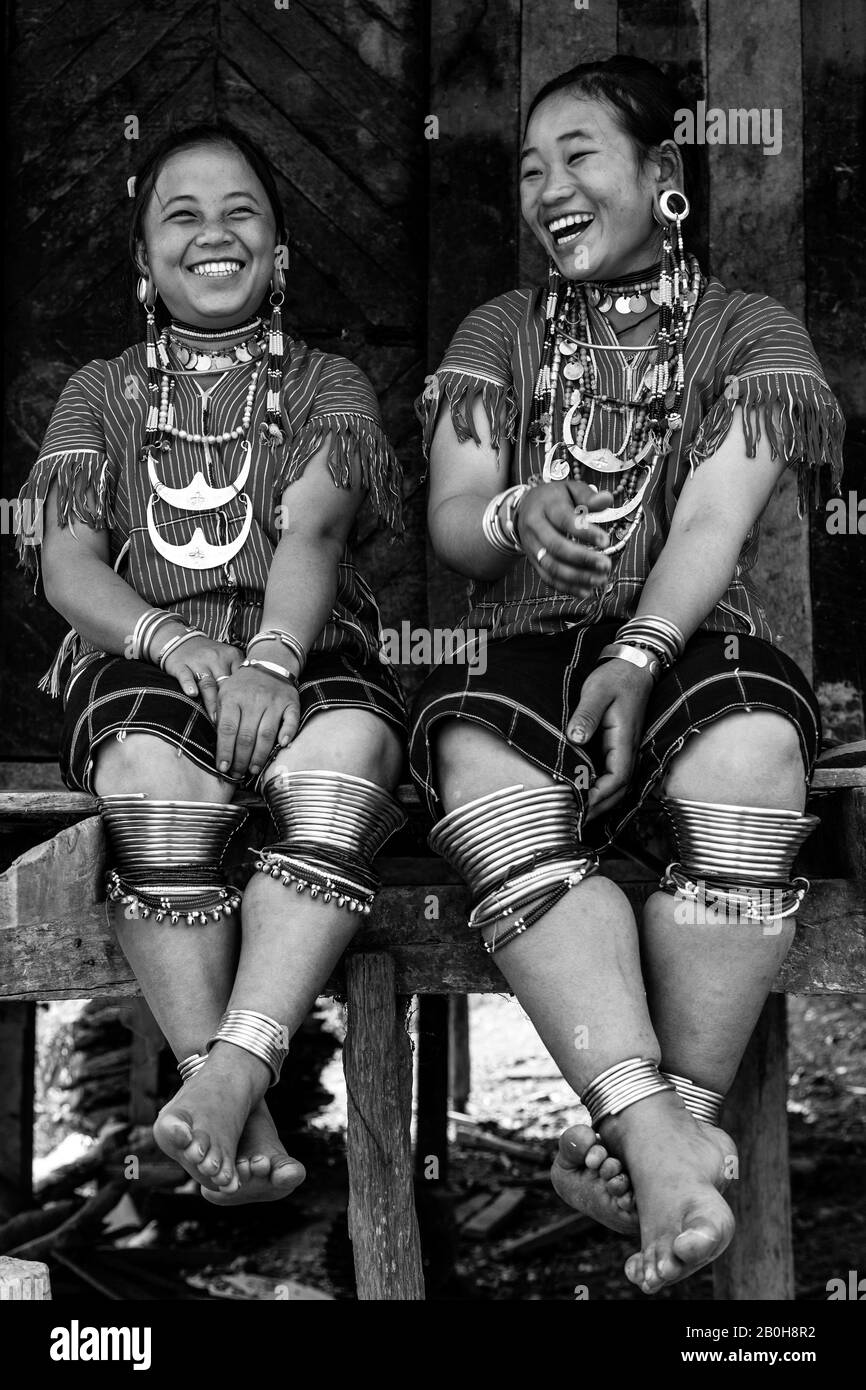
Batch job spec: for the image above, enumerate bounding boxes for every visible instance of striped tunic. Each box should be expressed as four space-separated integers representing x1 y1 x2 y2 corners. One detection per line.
17 335 403 698
415 277 845 642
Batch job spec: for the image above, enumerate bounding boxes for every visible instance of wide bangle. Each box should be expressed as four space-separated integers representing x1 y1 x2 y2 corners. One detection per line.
247 629 307 671
240 657 298 688
598 642 661 681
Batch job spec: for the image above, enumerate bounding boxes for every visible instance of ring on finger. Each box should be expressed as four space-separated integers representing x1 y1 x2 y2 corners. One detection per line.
215 675 231 683
536 546 548 563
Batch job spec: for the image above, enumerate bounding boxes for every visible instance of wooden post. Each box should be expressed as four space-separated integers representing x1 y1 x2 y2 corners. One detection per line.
448 995 471 1113
0 1256 50 1300
0 1005 35 1218
343 953 424 1300
713 995 794 1300
415 994 450 1184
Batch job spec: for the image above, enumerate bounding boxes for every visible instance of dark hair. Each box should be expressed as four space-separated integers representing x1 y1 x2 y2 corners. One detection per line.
524 55 705 250
127 122 287 327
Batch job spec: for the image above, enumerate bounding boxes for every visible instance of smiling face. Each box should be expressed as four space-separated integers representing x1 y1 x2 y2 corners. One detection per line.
137 143 278 329
520 91 679 281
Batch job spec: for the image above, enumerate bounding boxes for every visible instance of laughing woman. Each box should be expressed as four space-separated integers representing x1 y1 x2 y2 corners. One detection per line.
16 124 407 1203
411 57 844 1292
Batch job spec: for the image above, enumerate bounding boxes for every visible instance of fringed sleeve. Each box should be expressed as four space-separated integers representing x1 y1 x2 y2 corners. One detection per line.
415 370 519 464
413 296 521 466
15 362 116 699
686 296 846 518
275 410 403 533
15 363 116 590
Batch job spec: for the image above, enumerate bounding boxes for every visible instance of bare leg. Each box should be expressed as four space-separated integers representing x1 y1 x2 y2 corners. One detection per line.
437 721 738 1283
200 708 403 1205
626 710 805 1290
94 734 253 1192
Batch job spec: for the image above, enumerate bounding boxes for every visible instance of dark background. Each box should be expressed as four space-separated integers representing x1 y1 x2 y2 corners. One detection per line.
3 0 864 760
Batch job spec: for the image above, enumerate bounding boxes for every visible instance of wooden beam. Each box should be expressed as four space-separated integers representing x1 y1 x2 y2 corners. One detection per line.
343 953 424 1300
0 1256 50 1300
707 0 811 678
713 995 794 1300
448 994 471 1112
0 1006 35 1219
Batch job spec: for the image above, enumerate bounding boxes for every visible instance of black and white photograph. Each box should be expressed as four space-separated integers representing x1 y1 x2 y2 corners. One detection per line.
1 0 863 1356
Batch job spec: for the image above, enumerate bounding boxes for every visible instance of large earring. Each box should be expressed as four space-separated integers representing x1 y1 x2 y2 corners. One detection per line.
137 273 162 455
262 262 286 449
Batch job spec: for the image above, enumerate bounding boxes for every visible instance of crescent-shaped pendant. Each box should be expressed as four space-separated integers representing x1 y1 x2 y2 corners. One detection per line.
146 493 254 569
147 442 252 511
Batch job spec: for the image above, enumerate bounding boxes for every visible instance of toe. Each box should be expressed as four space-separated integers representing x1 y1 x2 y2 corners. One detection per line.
598 1156 621 1181
271 1157 305 1192
182 1128 211 1164
248 1153 272 1175
584 1143 608 1170
606 1173 629 1195
557 1125 597 1168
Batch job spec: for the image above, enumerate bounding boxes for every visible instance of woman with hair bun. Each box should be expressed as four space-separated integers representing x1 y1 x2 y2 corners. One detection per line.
411 56 844 1293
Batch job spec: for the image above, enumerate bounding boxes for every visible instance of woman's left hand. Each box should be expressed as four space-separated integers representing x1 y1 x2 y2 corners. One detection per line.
214 666 301 781
567 660 655 823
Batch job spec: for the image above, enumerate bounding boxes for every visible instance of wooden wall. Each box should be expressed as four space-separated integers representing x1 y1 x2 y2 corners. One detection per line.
4 0 864 759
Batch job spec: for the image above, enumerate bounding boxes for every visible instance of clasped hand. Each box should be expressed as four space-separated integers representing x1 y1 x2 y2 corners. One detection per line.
161 636 299 781
517 480 615 595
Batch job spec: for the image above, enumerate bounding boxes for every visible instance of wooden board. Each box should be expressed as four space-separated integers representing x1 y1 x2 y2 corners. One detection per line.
1 880 863 1001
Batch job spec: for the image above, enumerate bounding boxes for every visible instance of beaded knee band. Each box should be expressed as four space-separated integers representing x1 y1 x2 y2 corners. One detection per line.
582 1058 675 1127
658 796 819 923
662 1071 724 1126
98 796 247 924
254 771 406 915
207 1009 288 1088
429 784 599 954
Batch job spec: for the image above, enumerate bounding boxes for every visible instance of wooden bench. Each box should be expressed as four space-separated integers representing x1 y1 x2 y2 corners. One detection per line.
0 758 864 1300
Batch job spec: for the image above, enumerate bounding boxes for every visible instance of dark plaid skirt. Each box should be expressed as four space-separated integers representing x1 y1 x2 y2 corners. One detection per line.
60 649 408 796
408 621 821 843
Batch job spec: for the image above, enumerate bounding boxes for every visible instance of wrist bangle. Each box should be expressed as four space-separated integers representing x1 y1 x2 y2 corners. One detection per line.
598 642 661 682
240 658 298 688
481 484 529 555
247 629 307 670
156 627 207 671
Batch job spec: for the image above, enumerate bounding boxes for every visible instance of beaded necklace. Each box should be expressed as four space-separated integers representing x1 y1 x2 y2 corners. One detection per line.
529 245 705 555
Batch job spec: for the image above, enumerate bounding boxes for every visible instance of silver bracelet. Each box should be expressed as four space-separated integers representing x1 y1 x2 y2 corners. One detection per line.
481 484 529 554
247 628 307 670
240 657 298 688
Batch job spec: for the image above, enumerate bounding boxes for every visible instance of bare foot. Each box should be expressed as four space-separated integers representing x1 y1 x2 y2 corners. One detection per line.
153 1048 267 1194
201 1101 306 1206
550 1125 638 1234
604 1092 736 1294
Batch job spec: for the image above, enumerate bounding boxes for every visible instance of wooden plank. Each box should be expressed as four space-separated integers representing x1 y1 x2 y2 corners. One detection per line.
343 953 424 1300
1 880 864 1001
518 0 618 285
802 0 866 717
461 1187 526 1238
713 996 794 1300
427 0 522 629
617 0 709 266
707 0 811 679
124 999 164 1128
0 1256 51 1300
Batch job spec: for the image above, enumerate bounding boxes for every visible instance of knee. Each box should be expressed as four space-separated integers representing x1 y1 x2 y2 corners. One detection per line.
436 719 551 812
663 712 806 809
263 710 403 792
92 733 229 802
